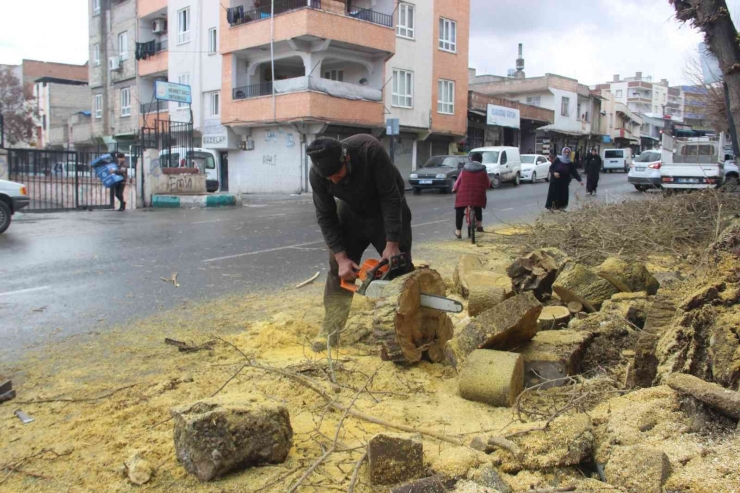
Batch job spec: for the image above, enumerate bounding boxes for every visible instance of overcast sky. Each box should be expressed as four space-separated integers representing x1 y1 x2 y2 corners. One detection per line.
0 0 738 86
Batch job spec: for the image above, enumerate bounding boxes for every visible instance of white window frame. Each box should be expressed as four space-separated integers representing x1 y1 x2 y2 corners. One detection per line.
209 92 220 116
392 69 413 109
437 79 455 115
616 89 623 98
121 87 131 117
438 17 457 53
177 73 190 108
118 32 128 60
561 96 570 117
397 3 415 40
94 94 103 119
93 0 101 16
93 44 100 66
324 69 344 82
208 27 217 54
178 8 191 45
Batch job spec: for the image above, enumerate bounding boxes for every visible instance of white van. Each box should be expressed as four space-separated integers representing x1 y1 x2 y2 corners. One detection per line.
602 148 632 173
469 146 522 188
159 148 220 192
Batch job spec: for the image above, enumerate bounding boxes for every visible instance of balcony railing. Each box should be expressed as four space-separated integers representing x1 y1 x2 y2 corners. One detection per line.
232 76 382 102
233 82 273 100
346 6 393 27
136 39 168 60
226 0 320 26
226 0 392 28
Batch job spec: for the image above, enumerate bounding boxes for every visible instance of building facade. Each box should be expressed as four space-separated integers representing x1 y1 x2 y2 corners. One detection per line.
89 0 139 150
33 77 91 150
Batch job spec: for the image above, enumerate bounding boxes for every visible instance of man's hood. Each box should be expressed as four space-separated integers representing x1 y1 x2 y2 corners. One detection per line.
464 161 487 172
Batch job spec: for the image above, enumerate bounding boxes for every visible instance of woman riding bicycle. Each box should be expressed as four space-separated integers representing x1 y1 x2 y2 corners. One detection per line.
453 152 490 239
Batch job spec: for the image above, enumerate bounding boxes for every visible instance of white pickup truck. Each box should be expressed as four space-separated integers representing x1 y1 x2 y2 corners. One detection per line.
660 133 726 190
0 179 30 233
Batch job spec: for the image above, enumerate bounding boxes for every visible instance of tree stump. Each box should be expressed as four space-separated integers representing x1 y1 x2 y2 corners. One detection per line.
596 257 660 295
552 263 619 312
373 268 454 365
536 306 571 331
468 285 510 317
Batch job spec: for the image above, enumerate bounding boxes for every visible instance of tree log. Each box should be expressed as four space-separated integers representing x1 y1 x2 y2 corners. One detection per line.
665 373 740 420
596 257 659 295
453 254 485 297
552 263 619 312
373 268 454 365
468 286 509 317
536 306 571 331
506 249 567 301
458 350 524 407
567 301 583 314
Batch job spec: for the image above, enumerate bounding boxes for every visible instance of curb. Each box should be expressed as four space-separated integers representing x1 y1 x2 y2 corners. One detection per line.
152 194 241 208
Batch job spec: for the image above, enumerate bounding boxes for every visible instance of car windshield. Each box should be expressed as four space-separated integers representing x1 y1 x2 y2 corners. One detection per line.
636 151 661 163
161 152 216 169
478 151 500 164
604 150 623 159
422 156 456 168
521 156 535 164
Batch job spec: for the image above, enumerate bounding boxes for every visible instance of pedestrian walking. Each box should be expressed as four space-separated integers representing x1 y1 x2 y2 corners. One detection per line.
113 153 128 211
307 135 412 352
452 152 490 238
545 147 583 211
584 148 602 195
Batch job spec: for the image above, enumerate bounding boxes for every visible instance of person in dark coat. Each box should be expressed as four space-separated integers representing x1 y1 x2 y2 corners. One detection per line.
452 152 490 237
307 135 412 351
113 153 128 211
584 148 603 195
545 147 583 211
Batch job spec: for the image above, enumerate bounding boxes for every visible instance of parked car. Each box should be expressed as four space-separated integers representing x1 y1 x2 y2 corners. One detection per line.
0 179 30 234
602 148 631 173
628 150 663 191
661 134 726 191
520 154 551 183
159 148 220 192
409 155 470 194
469 146 522 188
724 159 739 190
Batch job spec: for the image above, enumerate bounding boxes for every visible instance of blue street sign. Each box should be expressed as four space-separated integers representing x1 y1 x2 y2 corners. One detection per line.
155 80 192 104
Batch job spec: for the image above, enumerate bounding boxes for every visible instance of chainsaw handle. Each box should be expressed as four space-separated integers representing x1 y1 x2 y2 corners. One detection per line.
340 279 359 293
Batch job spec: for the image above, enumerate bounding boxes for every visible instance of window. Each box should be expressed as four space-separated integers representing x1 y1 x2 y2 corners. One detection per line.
177 73 190 107
209 92 220 116
93 44 100 66
120 87 131 116
526 96 541 107
94 94 103 119
561 96 570 116
118 32 128 60
577 101 582 120
93 0 101 16
324 70 344 82
616 90 623 98
437 79 455 114
500 151 507 164
208 28 217 54
397 3 414 39
392 69 413 108
178 8 190 44
438 18 457 52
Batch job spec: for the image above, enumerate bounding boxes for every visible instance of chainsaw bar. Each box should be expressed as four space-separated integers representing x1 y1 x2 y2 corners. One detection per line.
420 293 463 313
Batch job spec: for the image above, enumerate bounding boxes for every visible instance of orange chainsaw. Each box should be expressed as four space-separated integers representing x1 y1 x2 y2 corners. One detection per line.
340 253 462 313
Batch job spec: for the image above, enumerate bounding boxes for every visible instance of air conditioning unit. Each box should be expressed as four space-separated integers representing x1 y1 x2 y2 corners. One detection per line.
152 18 167 34
108 56 121 71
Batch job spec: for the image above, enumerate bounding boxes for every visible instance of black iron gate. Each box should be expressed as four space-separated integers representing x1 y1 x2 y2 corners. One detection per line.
6 147 118 212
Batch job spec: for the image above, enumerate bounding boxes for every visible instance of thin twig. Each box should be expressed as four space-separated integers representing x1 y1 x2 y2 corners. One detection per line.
347 451 367 493
14 384 138 404
254 465 303 493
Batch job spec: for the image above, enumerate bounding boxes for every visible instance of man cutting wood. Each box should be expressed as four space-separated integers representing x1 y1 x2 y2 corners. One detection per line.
307 134 412 352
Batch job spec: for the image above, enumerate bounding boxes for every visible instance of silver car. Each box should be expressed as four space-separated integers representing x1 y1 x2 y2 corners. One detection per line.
628 150 663 191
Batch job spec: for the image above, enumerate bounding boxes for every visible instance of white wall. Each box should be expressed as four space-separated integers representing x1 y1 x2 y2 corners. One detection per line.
229 126 304 193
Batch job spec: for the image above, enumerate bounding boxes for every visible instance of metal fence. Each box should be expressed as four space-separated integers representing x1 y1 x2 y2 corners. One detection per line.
233 82 273 100
227 0 321 26
346 6 393 27
6 147 118 212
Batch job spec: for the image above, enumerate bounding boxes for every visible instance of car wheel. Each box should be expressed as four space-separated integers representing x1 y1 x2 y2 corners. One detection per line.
513 173 520 187
531 171 537 183
412 187 421 195
0 201 11 234
634 185 647 192
723 174 739 192
492 174 502 189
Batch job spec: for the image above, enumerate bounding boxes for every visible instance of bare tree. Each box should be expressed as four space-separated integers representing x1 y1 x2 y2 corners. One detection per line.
684 54 728 133
0 67 36 146
670 0 740 144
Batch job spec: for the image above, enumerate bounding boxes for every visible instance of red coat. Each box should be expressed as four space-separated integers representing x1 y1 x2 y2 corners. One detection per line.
453 164 490 208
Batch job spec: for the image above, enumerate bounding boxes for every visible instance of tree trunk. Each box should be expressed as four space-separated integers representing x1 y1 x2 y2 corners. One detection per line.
671 0 740 146
373 268 454 365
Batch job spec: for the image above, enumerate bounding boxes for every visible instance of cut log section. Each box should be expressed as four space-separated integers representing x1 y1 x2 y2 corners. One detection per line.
552 263 619 312
506 248 568 301
567 301 583 314
458 350 524 407
596 257 660 295
373 268 454 365
536 306 571 331
468 285 510 317
453 254 485 297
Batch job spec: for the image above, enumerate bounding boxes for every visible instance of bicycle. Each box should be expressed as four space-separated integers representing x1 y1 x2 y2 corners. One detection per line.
466 205 476 244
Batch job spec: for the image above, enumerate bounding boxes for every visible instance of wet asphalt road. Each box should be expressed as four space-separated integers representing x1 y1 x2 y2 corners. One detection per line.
0 172 638 361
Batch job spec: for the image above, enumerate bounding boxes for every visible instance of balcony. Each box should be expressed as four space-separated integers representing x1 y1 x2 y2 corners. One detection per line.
137 40 168 77
627 95 652 104
232 76 381 101
222 0 395 55
139 0 168 19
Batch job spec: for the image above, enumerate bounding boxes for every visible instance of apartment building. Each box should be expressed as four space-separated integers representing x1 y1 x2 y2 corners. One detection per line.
383 0 470 175
469 69 603 157
680 85 714 136
594 88 643 153
604 72 684 121
89 0 139 151
33 77 91 150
